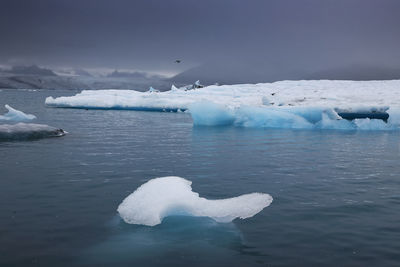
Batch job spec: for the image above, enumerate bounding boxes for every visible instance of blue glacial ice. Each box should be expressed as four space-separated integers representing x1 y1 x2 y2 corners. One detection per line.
117 176 273 226
189 103 400 130
189 101 235 126
0 105 36 121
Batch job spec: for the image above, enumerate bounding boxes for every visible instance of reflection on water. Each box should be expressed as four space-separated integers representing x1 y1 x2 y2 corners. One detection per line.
82 216 245 266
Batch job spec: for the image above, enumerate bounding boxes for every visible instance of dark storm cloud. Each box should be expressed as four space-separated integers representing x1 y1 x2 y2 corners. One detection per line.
1 0 400 75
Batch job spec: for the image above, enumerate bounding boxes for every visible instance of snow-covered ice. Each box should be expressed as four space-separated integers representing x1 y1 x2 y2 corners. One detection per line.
0 105 36 121
117 176 273 226
45 80 400 110
0 123 66 141
45 80 400 129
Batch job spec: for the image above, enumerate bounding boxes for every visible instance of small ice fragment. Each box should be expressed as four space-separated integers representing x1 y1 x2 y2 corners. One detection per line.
0 105 36 121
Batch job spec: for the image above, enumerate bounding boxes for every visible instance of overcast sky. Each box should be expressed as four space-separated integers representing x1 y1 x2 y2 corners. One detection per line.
1 0 400 76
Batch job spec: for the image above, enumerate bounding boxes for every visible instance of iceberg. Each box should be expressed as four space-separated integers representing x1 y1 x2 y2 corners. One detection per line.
0 123 66 141
45 80 400 129
0 105 36 121
117 176 273 226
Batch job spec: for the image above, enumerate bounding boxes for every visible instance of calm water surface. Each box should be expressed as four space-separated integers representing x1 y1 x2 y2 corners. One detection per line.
1 90 400 266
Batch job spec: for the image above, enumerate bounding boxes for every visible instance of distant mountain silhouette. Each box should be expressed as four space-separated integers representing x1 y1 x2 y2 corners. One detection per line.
107 70 150 79
0 67 170 90
73 68 93 77
306 65 400 81
171 58 319 85
171 61 400 85
7 65 57 76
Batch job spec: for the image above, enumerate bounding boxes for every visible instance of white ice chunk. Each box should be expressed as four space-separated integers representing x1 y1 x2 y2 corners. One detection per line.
0 105 36 121
117 176 273 226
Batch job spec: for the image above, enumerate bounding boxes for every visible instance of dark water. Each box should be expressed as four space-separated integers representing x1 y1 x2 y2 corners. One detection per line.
1 89 400 266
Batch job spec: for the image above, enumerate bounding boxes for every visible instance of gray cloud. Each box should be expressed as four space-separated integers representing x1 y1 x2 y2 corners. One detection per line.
1 0 400 78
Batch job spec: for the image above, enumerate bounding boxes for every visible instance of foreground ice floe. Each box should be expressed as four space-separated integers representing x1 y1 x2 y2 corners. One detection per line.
117 176 273 226
0 105 36 121
45 80 400 129
0 123 66 141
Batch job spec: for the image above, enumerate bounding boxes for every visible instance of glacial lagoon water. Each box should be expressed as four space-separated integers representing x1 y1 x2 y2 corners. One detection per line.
1 89 400 266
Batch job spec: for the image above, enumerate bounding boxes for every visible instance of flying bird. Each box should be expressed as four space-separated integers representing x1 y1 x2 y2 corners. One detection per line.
175 59 181 63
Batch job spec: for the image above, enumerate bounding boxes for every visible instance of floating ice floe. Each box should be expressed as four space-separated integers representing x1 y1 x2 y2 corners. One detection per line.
117 176 273 226
45 80 400 129
0 105 36 121
0 123 66 141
